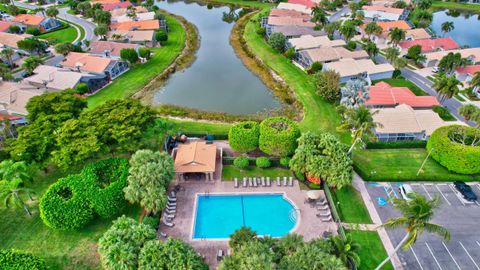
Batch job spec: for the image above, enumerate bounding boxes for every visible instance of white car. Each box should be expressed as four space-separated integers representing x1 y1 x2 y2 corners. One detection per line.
399 184 414 201
432 66 439 73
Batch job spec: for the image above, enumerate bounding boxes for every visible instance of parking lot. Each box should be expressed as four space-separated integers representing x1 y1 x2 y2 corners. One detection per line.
366 182 480 270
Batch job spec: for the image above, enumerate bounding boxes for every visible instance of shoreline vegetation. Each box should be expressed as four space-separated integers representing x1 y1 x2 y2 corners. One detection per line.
431 1 480 13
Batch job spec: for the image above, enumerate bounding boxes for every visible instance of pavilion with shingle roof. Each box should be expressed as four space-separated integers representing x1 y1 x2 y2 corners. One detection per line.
173 141 217 181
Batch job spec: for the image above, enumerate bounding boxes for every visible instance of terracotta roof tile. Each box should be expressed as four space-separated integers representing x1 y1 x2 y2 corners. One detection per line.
399 37 459 53
62 52 113 74
174 141 216 173
12 14 45 26
90 41 138 56
366 81 439 108
110 19 159 31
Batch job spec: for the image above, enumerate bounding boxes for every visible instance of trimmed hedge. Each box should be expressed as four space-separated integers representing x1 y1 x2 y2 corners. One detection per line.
259 117 300 157
427 125 480 174
0 249 47 270
39 175 94 230
228 121 260 153
366 140 426 149
256 157 271 168
233 156 249 170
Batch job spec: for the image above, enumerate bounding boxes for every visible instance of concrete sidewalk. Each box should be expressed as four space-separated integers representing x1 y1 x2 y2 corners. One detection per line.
353 173 404 270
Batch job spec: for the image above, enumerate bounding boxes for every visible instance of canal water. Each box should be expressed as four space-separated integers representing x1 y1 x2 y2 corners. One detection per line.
153 0 280 115
431 9 480 48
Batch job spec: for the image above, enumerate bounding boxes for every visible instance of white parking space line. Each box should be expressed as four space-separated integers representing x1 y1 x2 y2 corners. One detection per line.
442 242 462 270
410 246 424 270
426 242 443 270
436 185 452 205
422 185 433 199
459 241 480 270
449 184 466 206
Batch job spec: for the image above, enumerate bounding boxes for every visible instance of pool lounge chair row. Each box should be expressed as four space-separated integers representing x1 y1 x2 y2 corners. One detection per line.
316 207 332 222
233 176 295 188
162 193 178 228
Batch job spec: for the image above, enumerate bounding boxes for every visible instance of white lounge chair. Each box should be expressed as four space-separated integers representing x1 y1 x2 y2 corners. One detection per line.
288 177 293 186
167 202 177 207
321 216 332 222
277 177 281 186
169 191 176 198
261 177 265 186
266 177 271 186
217 249 224 261
253 178 258 187
165 209 176 215
283 177 287 186
168 197 177 202
317 211 331 217
317 205 329 210
162 220 174 227
234 178 239 188
159 231 167 238
249 178 253 187
163 213 175 219
243 177 247 187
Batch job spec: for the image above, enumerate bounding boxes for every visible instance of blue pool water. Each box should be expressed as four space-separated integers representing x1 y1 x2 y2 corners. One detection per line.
193 194 297 239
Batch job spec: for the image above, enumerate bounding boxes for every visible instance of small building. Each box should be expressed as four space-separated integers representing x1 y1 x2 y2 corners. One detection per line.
101 1 132 11
0 81 45 115
61 52 129 80
277 2 312 14
111 11 155 23
365 81 439 108
399 37 460 54
297 47 369 68
361 20 411 44
268 8 312 20
287 35 345 51
287 0 318 8
173 141 218 181
268 25 326 39
405 28 431 41
107 30 156 47
361 6 408 21
0 32 33 50
323 58 395 83
89 40 140 59
12 14 61 31
455 65 480 84
0 21 13 33
267 16 315 28
110 19 160 31
372 104 465 141
423 48 480 67
110 6 148 17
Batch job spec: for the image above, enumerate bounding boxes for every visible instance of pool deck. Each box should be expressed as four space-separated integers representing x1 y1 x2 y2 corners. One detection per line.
157 179 338 268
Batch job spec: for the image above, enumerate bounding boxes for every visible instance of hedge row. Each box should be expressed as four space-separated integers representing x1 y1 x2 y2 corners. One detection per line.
223 157 285 167
366 140 427 149
228 121 260 153
0 249 47 270
39 158 129 230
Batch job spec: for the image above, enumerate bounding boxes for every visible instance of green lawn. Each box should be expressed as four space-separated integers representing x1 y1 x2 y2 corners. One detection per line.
208 0 273 8
353 149 480 182
168 119 232 135
432 1 480 12
87 14 185 107
244 12 350 143
0 166 141 270
222 165 292 180
332 186 372 224
373 78 427 96
38 26 78 43
347 230 394 270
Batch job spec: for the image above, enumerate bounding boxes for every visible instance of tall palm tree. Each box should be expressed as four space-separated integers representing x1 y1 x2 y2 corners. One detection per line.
470 71 480 90
441 21 455 36
364 21 383 40
331 234 361 269
458 104 480 121
340 21 357 42
0 63 13 81
311 6 328 30
0 160 31 184
364 41 379 58
1 48 15 67
375 193 450 270
0 180 35 216
385 47 400 64
388 27 406 47
324 21 341 40
432 74 463 102
22 56 44 75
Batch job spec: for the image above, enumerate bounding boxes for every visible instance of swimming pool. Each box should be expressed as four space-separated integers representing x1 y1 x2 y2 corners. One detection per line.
193 193 297 239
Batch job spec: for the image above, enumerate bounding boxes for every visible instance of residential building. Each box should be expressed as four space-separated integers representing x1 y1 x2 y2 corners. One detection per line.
0 81 44 115
287 0 317 8
361 20 411 44
362 6 408 21
399 37 460 54
107 30 156 47
455 65 480 84
61 52 129 80
111 11 155 23
268 8 311 20
277 3 311 14
110 19 160 31
101 1 132 11
287 35 345 51
268 25 326 39
0 21 13 32
297 47 369 68
12 14 61 31
24 65 109 92
372 104 465 141
423 48 480 67
405 28 431 41
110 6 148 17
267 16 315 28
89 40 140 59
323 58 395 83
366 81 439 108
372 0 411 6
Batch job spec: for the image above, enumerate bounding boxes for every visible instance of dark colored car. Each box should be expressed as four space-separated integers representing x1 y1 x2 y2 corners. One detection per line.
454 181 477 202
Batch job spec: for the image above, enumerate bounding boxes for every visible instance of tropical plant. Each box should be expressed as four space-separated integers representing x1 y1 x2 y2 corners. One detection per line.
331 234 361 269
340 79 369 108
441 21 454 36
229 226 257 252
22 56 44 75
308 61 323 74
259 117 301 157
417 0 433 10
392 0 407 8
471 71 480 89
155 30 168 44
364 41 379 58
315 69 340 102
340 20 356 41
324 21 341 39
268 32 286 52
94 24 108 40
385 47 400 64
364 21 383 39
432 73 463 102
438 52 471 74
0 160 31 184
54 42 76 56
311 6 328 29
233 156 249 170
219 240 274 270
1 48 15 67
406 44 426 64
458 104 480 121
0 249 47 270
228 121 260 153
0 179 35 216
46 6 59 18
375 193 450 270
0 63 12 81
388 27 406 47
17 38 47 54
120 48 139 64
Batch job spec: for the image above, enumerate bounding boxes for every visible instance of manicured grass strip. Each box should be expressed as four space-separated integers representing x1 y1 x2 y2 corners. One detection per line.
37 26 78 43
222 165 292 181
208 0 273 8
353 149 480 182
347 230 394 270
168 119 232 135
432 1 480 13
87 14 185 107
244 12 350 143
373 78 427 96
331 186 372 224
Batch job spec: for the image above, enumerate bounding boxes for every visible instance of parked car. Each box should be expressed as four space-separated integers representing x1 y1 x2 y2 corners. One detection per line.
454 181 477 202
432 66 439 73
399 184 414 201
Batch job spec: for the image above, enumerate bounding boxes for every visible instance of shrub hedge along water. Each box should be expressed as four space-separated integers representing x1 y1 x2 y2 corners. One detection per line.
256 157 271 168
0 249 47 270
427 125 480 174
39 158 129 230
259 117 300 157
228 121 260 153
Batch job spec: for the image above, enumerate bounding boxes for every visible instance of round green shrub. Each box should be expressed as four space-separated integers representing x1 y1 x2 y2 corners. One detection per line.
280 157 291 167
142 216 160 230
308 61 323 74
39 175 93 230
427 125 480 174
259 117 301 157
228 121 260 153
80 158 129 219
25 27 40 36
233 156 249 170
256 157 271 168
0 249 47 270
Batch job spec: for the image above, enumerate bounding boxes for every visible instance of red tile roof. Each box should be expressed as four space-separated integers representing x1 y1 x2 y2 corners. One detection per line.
366 81 439 108
399 37 460 53
288 0 317 8
456 65 480 75
102 1 132 11
0 21 13 32
12 14 45 26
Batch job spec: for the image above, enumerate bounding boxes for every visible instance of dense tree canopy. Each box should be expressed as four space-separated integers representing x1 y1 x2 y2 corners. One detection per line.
0 249 47 270
315 70 341 102
268 32 286 52
259 117 301 157
228 121 260 153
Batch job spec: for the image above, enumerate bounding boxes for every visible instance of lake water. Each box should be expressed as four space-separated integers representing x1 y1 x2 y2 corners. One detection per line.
431 10 480 48
153 1 280 115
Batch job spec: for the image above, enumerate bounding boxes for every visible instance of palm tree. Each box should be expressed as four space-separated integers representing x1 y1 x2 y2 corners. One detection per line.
441 21 454 36
0 63 13 81
0 180 35 216
0 160 31 184
388 28 406 47
364 41 379 58
470 71 480 90
0 48 15 67
364 21 383 40
324 21 341 40
331 234 361 269
22 56 44 75
432 74 463 102
375 193 450 270
311 6 328 29
340 21 356 42
458 104 480 121
384 46 401 64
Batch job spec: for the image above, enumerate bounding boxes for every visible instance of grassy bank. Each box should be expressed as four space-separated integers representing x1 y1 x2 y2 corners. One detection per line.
168 118 232 135
244 12 350 142
347 230 394 270
87 14 187 107
222 165 292 180
353 149 480 182
332 186 372 224
432 1 480 12
38 26 78 43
